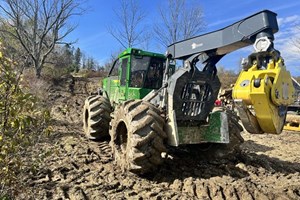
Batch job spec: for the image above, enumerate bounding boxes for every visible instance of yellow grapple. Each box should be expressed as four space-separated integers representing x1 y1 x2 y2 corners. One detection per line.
233 54 295 134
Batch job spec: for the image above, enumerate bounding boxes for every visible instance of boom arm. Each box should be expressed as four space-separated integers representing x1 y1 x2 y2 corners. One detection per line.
161 10 294 137
167 10 278 61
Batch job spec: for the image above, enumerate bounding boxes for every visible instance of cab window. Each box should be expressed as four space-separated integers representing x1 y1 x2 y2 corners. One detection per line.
130 56 150 87
120 58 128 86
144 58 164 89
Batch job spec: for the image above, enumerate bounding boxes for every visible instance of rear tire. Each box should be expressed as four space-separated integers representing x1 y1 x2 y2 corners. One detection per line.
83 95 112 140
110 100 167 174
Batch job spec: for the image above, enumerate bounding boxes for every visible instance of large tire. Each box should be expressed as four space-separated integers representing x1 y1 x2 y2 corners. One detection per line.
83 95 112 140
110 100 167 174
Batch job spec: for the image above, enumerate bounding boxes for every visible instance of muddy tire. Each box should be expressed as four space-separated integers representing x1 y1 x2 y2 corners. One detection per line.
110 100 167 174
83 95 112 140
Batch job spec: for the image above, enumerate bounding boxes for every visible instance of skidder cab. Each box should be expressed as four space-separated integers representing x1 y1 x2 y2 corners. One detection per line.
83 10 295 174
102 48 174 104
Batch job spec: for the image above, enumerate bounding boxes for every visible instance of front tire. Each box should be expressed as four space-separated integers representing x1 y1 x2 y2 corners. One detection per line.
110 100 167 174
83 95 112 140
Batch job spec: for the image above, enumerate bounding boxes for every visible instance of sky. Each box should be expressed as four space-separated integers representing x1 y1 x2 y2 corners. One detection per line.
66 0 300 76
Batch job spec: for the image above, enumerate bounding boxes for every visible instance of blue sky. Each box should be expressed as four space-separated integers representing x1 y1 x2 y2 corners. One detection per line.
67 0 300 76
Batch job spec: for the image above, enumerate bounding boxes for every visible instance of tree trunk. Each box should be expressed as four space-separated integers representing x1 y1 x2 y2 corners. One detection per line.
35 61 42 79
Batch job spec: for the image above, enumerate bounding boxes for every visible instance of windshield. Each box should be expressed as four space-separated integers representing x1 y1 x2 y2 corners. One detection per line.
130 56 150 87
144 58 164 89
130 55 165 89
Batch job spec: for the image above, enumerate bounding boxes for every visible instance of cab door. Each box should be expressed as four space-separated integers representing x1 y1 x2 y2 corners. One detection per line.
118 56 129 102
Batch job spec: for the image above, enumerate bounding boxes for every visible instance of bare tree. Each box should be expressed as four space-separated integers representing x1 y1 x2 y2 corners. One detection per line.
154 0 206 47
0 0 84 78
108 0 147 48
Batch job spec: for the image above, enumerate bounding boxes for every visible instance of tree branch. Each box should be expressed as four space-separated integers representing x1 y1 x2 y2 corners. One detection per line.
0 0 85 77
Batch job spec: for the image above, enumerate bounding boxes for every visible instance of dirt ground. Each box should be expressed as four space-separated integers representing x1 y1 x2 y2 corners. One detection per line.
18 77 300 200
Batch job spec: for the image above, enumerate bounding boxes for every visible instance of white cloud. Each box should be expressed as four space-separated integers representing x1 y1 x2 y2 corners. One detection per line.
275 15 300 76
278 15 300 27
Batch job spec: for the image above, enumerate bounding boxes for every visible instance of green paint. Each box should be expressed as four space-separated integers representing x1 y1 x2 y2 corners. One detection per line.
127 87 153 100
102 48 167 105
178 112 228 144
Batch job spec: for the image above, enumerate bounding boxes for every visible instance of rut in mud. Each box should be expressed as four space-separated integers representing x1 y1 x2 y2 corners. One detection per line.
19 77 300 200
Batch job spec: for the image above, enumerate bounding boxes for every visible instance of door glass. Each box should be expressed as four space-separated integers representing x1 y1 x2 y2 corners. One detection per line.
120 58 128 86
144 58 165 89
130 56 150 87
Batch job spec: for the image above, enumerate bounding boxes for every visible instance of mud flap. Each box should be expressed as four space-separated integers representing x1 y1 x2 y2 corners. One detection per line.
177 111 230 145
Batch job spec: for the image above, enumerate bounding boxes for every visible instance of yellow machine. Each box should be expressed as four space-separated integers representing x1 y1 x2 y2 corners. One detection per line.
283 78 300 131
233 37 295 134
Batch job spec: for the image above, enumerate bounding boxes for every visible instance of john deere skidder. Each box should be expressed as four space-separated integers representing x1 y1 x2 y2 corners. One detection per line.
83 10 295 174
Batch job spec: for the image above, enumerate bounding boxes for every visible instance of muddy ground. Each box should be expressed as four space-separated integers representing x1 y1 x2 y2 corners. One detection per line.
18 77 300 199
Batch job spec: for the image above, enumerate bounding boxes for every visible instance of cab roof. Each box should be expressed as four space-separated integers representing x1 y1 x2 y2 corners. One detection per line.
119 48 165 59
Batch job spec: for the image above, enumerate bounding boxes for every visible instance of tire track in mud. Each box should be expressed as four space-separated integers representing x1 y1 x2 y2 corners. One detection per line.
31 130 300 200
20 78 300 200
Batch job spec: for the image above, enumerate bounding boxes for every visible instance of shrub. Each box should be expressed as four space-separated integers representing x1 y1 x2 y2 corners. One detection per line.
0 43 50 197
20 67 51 101
85 69 108 78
